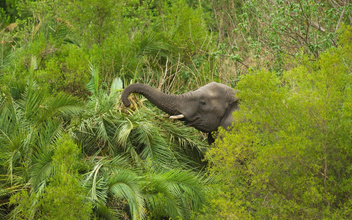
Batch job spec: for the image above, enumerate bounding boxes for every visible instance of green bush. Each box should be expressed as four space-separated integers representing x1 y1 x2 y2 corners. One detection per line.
40 43 90 96
10 135 92 220
202 25 352 219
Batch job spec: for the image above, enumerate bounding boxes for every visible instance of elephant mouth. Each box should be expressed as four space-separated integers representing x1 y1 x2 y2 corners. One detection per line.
185 116 206 130
170 114 199 124
170 114 209 132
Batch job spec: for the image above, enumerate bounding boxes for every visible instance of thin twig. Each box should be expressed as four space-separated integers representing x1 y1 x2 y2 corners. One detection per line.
167 54 181 94
335 8 345 32
158 57 169 90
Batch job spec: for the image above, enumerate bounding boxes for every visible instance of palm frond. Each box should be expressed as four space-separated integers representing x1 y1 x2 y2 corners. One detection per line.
138 29 174 59
84 160 106 203
93 201 117 220
3 132 25 185
44 93 83 119
95 117 110 143
86 64 100 97
143 173 182 218
115 116 134 148
108 77 123 99
29 148 55 193
84 155 133 207
119 110 179 167
0 89 21 132
156 119 208 170
108 169 145 220
105 154 131 169
135 122 178 167
161 170 207 209
17 81 43 122
142 169 209 219
37 120 63 150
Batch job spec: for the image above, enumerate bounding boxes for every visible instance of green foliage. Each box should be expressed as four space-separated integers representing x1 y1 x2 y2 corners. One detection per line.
8 191 35 220
0 74 82 183
67 68 210 219
0 74 83 218
1 0 220 95
164 0 208 57
2 0 352 219
143 168 208 219
2 0 351 93
0 71 208 219
38 136 92 220
83 156 210 220
10 135 92 220
72 67 207 169
211 0 352 73
202 25 352 219
0 0 19 25
40 43 90 96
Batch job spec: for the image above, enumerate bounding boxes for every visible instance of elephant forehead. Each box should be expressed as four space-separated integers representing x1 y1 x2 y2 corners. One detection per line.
198 82 220 90
196 86 229 98
192 82 238 103
197 84 220 93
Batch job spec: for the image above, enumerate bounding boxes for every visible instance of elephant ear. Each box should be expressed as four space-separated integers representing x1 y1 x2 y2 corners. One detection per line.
208 100 237 144
219 99 239 130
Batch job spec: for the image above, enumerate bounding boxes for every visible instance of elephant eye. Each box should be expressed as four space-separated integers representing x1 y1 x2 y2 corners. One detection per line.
200 101 206 106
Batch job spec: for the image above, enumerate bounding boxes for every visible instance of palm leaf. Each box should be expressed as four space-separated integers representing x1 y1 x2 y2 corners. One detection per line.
29 148 55 193
142 169 209 219
37 120 63 149
17 81 43 122
115 116 134 148
93 201 117 220
143 173 182 218
2 130 27 185
44 93 83 119
108 77 123 99
86 64 100 97
84 155 132 207
136 123 177 167
84 160 106 203
161 170 207 209
108 169 145 220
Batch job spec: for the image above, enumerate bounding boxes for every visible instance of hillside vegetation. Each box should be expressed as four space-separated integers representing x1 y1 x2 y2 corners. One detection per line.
1 0 352 219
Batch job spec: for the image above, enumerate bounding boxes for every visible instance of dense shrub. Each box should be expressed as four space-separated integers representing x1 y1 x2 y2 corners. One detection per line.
202 25 352 219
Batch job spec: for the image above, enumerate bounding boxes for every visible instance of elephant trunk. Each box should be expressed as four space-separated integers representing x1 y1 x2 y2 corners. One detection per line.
122 83 181 116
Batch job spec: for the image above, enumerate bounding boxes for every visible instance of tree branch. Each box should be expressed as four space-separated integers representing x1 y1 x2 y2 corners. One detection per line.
335 8 345 32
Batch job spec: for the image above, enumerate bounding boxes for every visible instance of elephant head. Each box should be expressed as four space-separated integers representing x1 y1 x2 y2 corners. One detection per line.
121 82 239 144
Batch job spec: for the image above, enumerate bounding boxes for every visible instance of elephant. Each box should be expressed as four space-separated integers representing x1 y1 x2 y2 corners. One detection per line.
121 82 239 144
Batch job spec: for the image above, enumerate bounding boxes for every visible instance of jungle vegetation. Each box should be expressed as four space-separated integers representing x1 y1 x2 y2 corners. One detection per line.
1 0 352 219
